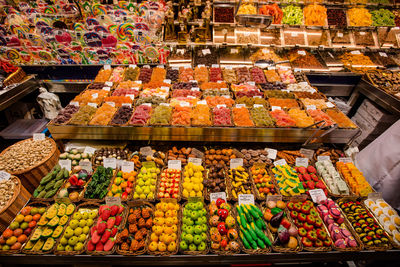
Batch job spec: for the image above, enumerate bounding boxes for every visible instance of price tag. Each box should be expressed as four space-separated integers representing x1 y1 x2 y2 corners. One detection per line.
262 49 270 54
161 86 170 91
202 49 211 55
105 81 113 87
271 106 281 111
230 48 238 54
235 104 246 108
142 103 152 107
179 101 190 107
136 80 142 84
294 68 301 73
191 148 204 159
306 105 316 110
102 87 111 91
168 160 181 170
143 65 150 68
59 159 72 172
197 64 205 68
212 64 219 68
69 101 79 107
127 94 135 100
157 65 165 68
0 171 11 180
160 103 170 107
238 194 255 206
309 189 327 203
337 32 343 38
351 50 361 55
91 93 98 99
210 192 227 202
230 158 243 169
326 102 335 108
222 95 231 98
298 82 309 87
298 50 306 56
379 52 388 57
295 157 309 167
105 196 121 206
291 32 298 37
247 81 255 86
339 157 353 163
197 100 207 105
163 79 171 84
79 160 92 172
103 158 117 169
368 192 382 200
217 80 223 84
140 146 153 156
191 87 200 91
33 133 45 141
317 156 331 162
265 148 277 160
129 64 137 68
267 194 283 202
360 32 366 36
188 157 202 166
217 104 227 108
254 104 263 108
122 103 132 108
106 102 115 107
225 66 233 69
274 159 287 166
300 148 314 160
104 65 111 70
121 161 134 173
267 66 276 70
84 146 96 154
253 96 262 99
176 49 185 55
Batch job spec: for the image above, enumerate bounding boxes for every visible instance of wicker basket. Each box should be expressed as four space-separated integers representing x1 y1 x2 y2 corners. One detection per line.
0 138 60 193
54 201 100 255
155 167 182 202
85 203 128 256
260 202 303 253
203 167 231 202
116 201 154 256
147 199 181 256
227 166 257 202
0 176 31 233
0 201 49 255
81 167 115 203
249 164 279 201
3 68 27 87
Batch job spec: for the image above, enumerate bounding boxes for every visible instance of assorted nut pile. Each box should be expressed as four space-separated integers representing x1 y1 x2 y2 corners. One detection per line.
0 178 16 209
0 139 53 173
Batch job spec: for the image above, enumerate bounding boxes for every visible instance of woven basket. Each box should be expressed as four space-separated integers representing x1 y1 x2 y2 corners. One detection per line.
3 68 27 87
155 167 182 203
85 203 128 255
228 167 257 202
179 199 210 255
0 138 60 193
234 203 273 254
81 167 115 203
260 202 303 253
249 164 279 201
147 199 181 256
203 168 231 202
0 176 31 233
130 161 159 203
116 201 154 256
0 201 49 255
54 201 100 255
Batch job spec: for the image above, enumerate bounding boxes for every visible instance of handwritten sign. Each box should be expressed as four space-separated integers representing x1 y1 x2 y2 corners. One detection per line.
210 192 226 202
79 160 92 172
121 161 134 173
309 189 327 203
103 158 117 169
300 148 314 160
0 171 11 180
339 157 353 163
274 159 287 166
84 146 96 154
188 158 202 166
33 133 45 141
140 146 153 157
168 160 182 170
317 156 331 162
266 148 277 160
296 158 309 167
59 159 72 172
238 194 255 206
230 158 243 169
105 196 121 206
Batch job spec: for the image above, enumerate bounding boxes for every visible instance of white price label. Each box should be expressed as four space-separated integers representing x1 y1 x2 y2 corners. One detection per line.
230 158 243 169
266 148 277 160
210 192 227 203
136 80 142 84
339 157 353 163
157 65 165 68
33 133 45 141
160 103 170 106
168 160 182 170
360 32 366 36
202 49 211 55
106 102 115 107
267 194 282 202
142 103 152 107
247 81 255 86
191 87 200 91
91 93 98 99
122 103 132 108
104 65 111 70
271 106 281 111
126 94 135 101
306 105 316 110
300 148 314 160
254 104 263 108
212 64 219 68
235 104 246 108
0 171 11 180
140 146 154 156
262 49 270 54
103 158 117 169
69 101 79 107
163 79 171 84
351 50 361 55
59 159 72 172
295 157 309 167
298 50 306 56
267 66 276 70
143 65 150 68
326 102 335 108
197 64 205 67
216 104 227 108
79 160 92 172
105 81 113 87
379 52 388 57
176 49 185 55
188 157 202 166
102 87 111 91
238 194 255 206
197 100 207 105
189 80 197 83
291 32 298 37
317 156 331 162
309 189 327 203
121 161 134 173
105 196 121 206
179 101 190 107
274 159 287 166
84 146 96 154
129 64 137 68
337 32 343 38
161 86 170 91
231 48 238 54
225 66 233 69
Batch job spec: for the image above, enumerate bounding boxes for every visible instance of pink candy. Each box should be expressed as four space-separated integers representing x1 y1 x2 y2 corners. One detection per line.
213 106 232 126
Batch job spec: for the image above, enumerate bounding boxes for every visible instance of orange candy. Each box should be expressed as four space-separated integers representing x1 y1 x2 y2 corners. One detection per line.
192 104 212 126
325 109 357 128
89 103 117 125
104 96 132 107
200 82 228 90
270 109 296 127
194 66 209 84
268 98 299 109
143 81 171 89
179 67 194 82
172 105 192 126
117 80 142 89
336 162 372 197
94 69 112 83
205 96 235 108
307 109 334 126
151 67 167 82
233 107 254 127
287 109 314 128
74 90 109 105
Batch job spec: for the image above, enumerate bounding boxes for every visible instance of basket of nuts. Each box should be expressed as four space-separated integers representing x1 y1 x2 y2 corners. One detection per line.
0 176 31 232
0 138 60 192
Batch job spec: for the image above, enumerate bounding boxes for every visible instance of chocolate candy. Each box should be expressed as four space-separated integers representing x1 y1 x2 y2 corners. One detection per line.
110 106 134 125
259 82 287 91
53 104 79 124
166 68 179 82
138 68 153 83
